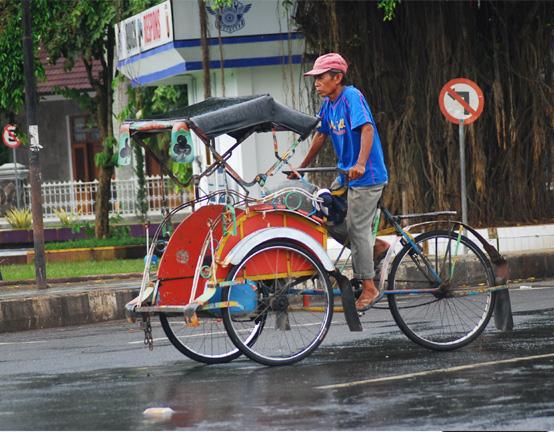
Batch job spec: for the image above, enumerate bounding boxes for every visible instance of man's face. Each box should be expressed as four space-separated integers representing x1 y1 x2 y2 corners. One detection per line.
314 72 343 98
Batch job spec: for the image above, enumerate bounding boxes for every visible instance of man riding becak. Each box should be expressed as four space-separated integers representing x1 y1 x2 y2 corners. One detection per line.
290 53 390 311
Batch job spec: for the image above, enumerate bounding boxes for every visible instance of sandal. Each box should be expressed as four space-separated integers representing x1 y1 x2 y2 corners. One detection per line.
355 289 384 312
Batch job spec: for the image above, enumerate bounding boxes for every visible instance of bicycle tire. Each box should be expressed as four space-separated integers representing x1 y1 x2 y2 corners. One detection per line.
160 309 263 364
222 240 334 366
387 229 497 351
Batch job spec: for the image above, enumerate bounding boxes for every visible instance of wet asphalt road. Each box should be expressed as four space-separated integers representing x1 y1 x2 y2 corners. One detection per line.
1 282 553 430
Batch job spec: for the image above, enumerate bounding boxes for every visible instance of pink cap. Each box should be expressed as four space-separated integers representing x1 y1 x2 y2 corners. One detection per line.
304 53 348 76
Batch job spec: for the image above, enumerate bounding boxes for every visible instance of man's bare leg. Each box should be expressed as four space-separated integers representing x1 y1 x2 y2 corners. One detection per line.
374 238 390 259
355 240 390 311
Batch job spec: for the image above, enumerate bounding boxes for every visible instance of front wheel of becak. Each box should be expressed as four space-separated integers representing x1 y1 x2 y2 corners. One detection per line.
222 240 334 366
387 230 497 351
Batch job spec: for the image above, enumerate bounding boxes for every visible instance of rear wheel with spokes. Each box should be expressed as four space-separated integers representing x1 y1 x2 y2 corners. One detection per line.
388 230 497 351
222 240 334 366
160 310 262 364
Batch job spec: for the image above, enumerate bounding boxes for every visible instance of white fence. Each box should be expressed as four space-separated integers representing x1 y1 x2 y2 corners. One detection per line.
23 176 192 219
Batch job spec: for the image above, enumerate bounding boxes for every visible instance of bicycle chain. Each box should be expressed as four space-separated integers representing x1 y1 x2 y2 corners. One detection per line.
143 315 154 351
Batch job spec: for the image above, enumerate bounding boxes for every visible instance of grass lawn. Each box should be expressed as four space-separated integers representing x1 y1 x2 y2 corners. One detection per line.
1 259 146 281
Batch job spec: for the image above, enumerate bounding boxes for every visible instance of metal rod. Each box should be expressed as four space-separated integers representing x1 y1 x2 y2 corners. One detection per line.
12 148 21 208
22 0 47 289
459 120 468 225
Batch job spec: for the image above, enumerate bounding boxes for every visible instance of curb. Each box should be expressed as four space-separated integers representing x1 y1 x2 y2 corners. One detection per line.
0 288 138 333
0 273 143 288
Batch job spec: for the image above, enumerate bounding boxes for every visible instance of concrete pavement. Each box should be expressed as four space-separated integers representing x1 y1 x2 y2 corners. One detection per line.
0 278 140 333
0 248 553 333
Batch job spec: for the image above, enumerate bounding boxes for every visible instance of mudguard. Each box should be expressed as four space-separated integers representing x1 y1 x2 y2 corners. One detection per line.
221 227 335 272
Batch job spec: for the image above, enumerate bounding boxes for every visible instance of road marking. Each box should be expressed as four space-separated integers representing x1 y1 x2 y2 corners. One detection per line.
128 321 327 344
0 340 48 346
129 336 169 345
518 285 554 290
316 352 554 390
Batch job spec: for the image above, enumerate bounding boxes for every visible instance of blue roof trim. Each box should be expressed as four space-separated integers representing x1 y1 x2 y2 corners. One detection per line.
185 55 302 71
130 62 187 87
117 32 303 68
130 55 302 86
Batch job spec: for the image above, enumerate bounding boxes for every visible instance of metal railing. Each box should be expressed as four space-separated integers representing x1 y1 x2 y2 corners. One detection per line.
22 175 192 219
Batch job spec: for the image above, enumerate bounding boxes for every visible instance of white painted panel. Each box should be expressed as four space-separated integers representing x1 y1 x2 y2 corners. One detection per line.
172 0 298 40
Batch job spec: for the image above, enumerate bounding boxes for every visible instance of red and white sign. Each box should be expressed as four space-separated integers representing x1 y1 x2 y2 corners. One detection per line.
2 124 21 149
439 78 484 125
115 0 173 61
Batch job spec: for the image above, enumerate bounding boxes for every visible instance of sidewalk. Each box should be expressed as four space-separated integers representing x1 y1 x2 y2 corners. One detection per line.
0 248 553 334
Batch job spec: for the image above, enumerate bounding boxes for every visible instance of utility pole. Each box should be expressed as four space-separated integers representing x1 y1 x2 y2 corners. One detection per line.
22 0 47 289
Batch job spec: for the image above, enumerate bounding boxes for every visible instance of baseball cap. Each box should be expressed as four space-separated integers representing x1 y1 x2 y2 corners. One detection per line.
304 53 348 76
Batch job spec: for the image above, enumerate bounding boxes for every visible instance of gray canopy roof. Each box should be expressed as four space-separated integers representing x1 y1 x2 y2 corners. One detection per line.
129 95 319 141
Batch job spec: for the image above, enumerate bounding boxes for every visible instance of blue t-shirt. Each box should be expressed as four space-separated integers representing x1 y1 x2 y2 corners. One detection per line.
317 86 388 187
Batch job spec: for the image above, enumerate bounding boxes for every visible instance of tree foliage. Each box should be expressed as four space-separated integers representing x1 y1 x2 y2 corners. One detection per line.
0 0 49 114
0 0 160 237
295 0 553 226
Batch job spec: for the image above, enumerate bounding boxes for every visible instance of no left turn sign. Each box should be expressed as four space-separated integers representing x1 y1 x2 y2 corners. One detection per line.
2 124 21 149
439 78 484 125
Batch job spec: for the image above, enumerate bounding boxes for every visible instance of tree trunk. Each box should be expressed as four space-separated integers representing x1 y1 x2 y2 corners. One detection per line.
198 0 211 99
294 1 554 226
94 24 115 239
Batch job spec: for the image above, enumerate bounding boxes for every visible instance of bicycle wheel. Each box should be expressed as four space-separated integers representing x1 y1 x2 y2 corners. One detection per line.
160 311 262 364
222 240 334 366
388 229 497 351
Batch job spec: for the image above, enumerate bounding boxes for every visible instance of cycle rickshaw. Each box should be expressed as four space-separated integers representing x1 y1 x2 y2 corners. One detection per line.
120 95 511 366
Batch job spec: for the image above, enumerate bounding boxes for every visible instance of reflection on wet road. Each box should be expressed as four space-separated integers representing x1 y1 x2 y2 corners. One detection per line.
1 286 553 430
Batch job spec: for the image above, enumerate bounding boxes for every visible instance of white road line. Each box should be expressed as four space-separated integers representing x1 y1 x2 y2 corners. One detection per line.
316 352 554 390
518 285 554 290
129 336 169 344
128 321 326 344
0 340 48 346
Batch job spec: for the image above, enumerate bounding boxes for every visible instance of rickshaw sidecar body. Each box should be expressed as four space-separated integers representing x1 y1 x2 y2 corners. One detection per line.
156 204 329 308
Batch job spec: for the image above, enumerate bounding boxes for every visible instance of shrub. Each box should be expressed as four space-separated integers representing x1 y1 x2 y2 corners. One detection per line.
54 208 81 227
109 212 131 239
68 218 95 236
5 208 32 229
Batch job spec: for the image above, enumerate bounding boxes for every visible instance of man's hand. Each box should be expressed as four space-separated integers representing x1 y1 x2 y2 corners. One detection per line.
348 163 365 180
287 169 302 180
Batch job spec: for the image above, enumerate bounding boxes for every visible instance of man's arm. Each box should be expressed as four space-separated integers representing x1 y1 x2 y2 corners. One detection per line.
348 123 374 180
287 131 327 179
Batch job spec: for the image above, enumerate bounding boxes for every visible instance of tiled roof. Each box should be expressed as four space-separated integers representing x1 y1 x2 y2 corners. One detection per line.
37 49 103 94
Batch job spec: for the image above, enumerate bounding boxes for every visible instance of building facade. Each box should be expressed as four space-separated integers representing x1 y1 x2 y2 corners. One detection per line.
115 0 313 194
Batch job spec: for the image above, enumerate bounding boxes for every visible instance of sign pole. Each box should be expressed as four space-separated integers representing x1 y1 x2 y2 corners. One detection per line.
458 119 468 225
12 148 21 208
22 0 47 289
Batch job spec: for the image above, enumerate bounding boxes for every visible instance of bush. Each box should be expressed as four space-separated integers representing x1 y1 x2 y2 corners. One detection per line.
70 218 95 236
54 208 81 228
5 208 32 229
109 213 131 239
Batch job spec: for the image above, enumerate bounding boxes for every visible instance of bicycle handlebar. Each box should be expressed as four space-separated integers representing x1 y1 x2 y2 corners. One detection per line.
282 167 349 177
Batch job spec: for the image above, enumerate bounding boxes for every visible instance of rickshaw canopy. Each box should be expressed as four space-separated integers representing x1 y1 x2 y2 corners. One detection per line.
124 94 319 142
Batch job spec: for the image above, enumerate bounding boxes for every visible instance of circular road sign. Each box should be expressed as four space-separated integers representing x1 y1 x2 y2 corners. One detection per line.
2 124 21 149
439 78 484 125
